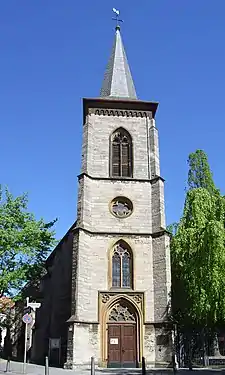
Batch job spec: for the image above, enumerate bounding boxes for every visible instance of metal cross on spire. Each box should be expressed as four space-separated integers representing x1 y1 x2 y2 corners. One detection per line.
112 8 123 29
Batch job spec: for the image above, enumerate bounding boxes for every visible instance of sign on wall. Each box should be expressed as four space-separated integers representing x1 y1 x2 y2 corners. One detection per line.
110 338 118 345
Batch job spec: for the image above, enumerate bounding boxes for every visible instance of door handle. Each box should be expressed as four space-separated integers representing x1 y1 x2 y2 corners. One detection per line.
122 349 125 353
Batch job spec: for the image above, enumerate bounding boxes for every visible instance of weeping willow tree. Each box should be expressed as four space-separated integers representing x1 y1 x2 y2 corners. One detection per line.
170 150 225 357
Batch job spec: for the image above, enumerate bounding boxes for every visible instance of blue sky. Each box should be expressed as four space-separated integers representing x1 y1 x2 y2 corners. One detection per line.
1 0 225 241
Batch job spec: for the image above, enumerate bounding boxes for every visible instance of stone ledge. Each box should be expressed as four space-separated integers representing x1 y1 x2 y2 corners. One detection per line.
77 172 165 184
72 225 170 239
78 172 153 183
67 316 99 324
71 225 169 237
152 230 171 239
145 321 173 327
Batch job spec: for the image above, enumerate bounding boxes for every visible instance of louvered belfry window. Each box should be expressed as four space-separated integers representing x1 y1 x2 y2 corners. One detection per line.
111 128 132 177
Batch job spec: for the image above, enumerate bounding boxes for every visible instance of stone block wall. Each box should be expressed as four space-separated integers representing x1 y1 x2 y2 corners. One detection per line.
74 230 154 323
78 176 152 233
154 325 172 366
33 229 74 366
152 234 171 322
149 119 160 178
72 323 100 366
48 231 73 357
81 111 151 179
144 324 155 367
151 178 166 232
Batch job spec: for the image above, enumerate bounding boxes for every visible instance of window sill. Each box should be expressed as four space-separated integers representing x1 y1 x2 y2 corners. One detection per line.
109 176 133 180
109 287 134 292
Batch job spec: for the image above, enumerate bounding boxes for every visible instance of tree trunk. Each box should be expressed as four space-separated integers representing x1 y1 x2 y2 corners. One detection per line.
213 332 220 357
201 328 209 367
188 336 193 370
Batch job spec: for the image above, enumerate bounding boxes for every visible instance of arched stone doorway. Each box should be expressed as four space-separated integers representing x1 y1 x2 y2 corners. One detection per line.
106 299 138 368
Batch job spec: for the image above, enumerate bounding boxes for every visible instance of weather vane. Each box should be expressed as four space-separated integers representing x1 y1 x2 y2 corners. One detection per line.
112 8 123 28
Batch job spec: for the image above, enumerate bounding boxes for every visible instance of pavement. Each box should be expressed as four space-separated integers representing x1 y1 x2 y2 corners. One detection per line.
0 360 224 375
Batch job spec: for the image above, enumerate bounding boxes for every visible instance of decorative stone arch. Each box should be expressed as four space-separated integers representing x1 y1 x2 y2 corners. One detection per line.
107 239 134 290
100 294 143 367
109 127 133 178
108 300 136 321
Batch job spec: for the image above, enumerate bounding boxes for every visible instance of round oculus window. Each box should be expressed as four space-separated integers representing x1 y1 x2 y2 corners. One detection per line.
110 197 133 218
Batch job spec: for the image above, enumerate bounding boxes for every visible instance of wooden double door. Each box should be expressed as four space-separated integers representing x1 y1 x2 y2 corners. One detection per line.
108 323 137 368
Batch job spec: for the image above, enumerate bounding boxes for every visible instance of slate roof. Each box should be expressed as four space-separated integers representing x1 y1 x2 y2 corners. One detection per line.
100 26 137 100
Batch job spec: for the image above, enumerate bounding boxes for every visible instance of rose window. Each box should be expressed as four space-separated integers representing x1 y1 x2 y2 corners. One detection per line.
111 197 133 218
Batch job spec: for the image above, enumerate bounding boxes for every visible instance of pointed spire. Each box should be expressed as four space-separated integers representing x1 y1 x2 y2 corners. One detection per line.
100 26 137 100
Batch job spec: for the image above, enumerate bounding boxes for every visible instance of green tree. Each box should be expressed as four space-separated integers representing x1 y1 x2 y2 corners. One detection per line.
187 150 217 193
0 186 56 298
170 150 225 328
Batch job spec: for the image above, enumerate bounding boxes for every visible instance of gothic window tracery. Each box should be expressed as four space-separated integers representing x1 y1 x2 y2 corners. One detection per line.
108 301 136 322
112 242 133 288
111 128 133 177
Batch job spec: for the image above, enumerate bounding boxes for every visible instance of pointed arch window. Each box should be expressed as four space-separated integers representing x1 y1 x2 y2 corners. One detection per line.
111 128 133 177
111 242 133 288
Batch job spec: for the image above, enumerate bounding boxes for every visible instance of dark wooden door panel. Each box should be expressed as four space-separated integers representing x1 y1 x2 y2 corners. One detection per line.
108 325 121 367
121 325 136 367
108 324 137 368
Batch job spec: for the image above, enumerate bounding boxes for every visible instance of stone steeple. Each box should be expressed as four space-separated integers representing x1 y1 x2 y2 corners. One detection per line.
100 26 137 99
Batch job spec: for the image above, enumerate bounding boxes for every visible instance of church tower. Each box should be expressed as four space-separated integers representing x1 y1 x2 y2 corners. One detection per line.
66 24 172 369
